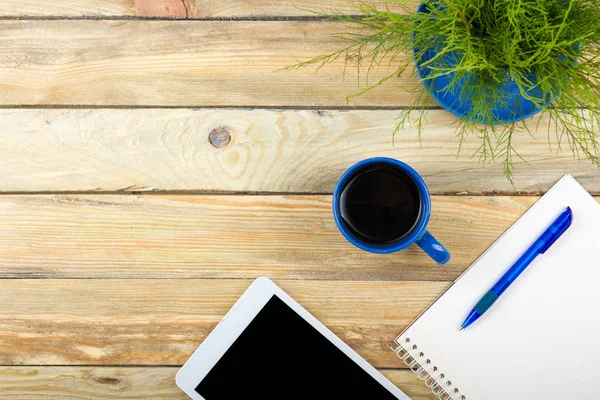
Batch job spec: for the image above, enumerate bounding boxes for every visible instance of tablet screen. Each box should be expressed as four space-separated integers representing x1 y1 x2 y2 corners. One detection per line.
195 295 398 399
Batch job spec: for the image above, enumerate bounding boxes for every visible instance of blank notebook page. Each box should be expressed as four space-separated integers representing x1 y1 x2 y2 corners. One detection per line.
395 175 600 400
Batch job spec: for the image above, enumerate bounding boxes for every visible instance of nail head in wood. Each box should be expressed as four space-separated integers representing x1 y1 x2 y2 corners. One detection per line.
209 126 233 148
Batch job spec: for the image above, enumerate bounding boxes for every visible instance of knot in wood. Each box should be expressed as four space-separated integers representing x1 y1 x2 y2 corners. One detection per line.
209 126 233 148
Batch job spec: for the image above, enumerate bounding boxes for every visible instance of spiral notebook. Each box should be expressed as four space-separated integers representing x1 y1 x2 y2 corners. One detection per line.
393 175 600 400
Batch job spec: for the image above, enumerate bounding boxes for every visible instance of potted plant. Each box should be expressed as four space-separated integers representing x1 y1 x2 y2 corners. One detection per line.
286 0 600 182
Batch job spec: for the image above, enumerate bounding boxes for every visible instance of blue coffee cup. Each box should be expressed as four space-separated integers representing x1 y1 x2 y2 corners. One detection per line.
333 157 450 265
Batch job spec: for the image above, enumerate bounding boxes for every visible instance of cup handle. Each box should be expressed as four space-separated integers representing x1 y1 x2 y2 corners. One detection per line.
416 230 451 265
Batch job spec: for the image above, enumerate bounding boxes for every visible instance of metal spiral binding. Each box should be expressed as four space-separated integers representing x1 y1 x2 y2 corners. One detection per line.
392 338 465 400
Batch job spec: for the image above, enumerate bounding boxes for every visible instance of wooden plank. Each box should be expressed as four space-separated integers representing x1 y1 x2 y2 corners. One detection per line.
0 367 188 399
1 109 597 194
0 194 549 281
195 1 416 18
0 1 136 18
0 367 435 400
0 0 414 18
0 20 421 107
0 279 448 367
133 0 190 18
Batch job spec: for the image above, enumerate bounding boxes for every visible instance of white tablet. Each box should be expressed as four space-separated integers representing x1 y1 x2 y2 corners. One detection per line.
176 277 410 400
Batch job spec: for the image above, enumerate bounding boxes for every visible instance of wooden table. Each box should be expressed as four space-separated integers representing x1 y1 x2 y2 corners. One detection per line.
0 1 597 399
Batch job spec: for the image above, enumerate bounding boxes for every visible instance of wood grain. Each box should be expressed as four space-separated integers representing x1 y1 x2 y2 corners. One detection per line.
0 0 414 18
195 1 416 18
0 194 552 281
0 1 135 17
0 367 188 399
133 0 190 18
0 279 448 367
0 20 421 107
0 367 435 400
1 109 597 194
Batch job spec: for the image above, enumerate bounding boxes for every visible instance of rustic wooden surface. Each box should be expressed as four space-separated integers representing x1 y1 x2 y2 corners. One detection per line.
0 194 539 280
0 1 598 399
0 21 420 107
0 0 414 18
0 279 446 366
0 367 434 400
1 109 595 194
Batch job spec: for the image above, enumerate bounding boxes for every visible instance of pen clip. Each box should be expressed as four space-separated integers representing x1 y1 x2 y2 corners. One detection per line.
539 207 573 254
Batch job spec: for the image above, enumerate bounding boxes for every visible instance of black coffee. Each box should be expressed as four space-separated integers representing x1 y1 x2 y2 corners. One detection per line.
339 163 421 244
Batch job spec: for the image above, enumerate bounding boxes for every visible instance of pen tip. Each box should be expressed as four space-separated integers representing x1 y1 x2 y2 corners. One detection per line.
459 327 464 331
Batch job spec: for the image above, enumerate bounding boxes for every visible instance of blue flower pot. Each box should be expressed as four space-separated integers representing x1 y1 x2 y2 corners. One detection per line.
413 3 553 124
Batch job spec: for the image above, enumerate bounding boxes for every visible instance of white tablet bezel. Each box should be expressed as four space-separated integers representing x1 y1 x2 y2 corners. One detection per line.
176 277 409 400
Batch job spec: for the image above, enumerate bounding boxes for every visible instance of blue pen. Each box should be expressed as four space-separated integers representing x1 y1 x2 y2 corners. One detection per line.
460 207 573 330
